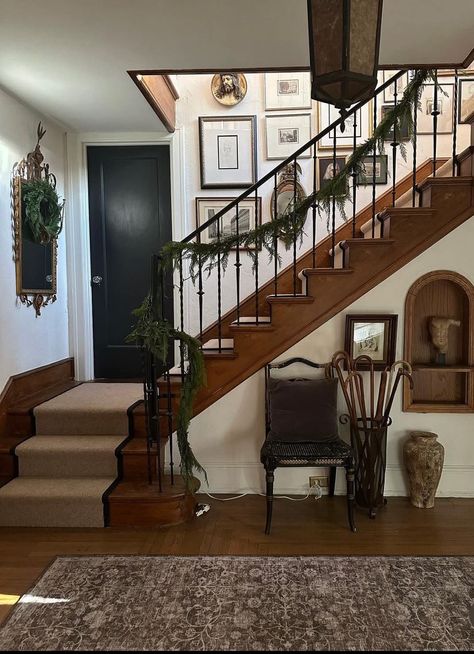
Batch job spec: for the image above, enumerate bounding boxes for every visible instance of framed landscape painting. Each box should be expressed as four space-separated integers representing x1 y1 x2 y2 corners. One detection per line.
196 197 261 249
357 155 388 185
265 113 312 160
199 116 257 188
264 72 312 110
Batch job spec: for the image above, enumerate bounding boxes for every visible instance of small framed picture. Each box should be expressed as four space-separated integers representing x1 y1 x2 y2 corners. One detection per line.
382 70 409 103
416 84 454 134
457 78 474 124
264 72 312 110
344 314 398 370
318 156 346 191
357 155 388 185
199 116 257 188
380 105 411 140
317 102 372 150
265 113 312 160
195 197 262 249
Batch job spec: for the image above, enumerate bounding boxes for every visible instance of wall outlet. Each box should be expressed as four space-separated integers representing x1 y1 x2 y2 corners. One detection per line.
309 475 328 488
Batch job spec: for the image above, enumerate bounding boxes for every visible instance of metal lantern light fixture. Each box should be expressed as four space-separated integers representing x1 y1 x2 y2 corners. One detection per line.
307 0 384 110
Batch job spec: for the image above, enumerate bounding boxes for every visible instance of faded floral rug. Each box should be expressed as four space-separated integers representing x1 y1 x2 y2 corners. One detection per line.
0 556 472 651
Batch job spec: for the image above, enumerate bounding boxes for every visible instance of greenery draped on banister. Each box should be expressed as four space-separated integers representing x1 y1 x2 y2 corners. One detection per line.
129 69 436 485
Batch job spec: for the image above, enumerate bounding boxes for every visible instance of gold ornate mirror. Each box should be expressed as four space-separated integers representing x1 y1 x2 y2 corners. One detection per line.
270 161 307 220
11 123 63 316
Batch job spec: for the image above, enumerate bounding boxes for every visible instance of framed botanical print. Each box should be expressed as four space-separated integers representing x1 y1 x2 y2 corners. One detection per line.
195 197 262 249
382 70 409 103
265 113 312 160
317 102 372 150
318 156 346 191
357 155 388 186
344 314 398 370
458 78 474 124
380 105 411 140
416 84 454 134
264 72 312 110
199 116 257 188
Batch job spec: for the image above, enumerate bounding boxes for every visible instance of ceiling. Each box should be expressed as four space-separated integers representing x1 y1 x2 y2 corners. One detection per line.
0 0 472 132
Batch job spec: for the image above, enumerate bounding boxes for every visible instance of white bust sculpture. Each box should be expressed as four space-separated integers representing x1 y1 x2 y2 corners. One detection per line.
428 317 461 364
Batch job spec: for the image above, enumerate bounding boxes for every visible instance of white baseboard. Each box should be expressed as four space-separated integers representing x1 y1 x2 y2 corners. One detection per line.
190 462 474 498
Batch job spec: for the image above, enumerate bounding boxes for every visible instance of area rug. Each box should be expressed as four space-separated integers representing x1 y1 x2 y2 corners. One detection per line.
0 556 472 651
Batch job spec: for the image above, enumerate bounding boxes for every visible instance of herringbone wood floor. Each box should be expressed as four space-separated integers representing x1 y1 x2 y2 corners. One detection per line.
1 496 473 625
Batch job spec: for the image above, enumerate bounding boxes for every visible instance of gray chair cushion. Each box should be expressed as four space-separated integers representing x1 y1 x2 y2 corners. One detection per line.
267 377 338 442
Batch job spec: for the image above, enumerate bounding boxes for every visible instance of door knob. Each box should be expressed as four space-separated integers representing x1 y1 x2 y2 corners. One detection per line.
92 275 103 286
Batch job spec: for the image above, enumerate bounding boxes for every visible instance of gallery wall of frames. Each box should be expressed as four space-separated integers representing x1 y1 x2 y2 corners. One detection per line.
176 69 473 333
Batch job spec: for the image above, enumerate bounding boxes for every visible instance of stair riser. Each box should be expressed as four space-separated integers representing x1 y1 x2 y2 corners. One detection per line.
108 494 196 527
18 452 119 478
121 449 166 481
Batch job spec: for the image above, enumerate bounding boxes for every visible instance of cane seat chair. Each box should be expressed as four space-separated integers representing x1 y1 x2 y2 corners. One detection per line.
260 357 356 534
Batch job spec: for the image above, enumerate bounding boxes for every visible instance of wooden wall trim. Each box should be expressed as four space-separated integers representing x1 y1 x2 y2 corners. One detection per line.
129 72 178 133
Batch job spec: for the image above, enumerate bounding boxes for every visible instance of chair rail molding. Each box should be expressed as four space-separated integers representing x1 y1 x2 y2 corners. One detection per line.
65 129 188 381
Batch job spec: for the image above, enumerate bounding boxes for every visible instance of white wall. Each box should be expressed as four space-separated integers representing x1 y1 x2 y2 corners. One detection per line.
189 218 474 498
0 87 69 391
176 71 471 337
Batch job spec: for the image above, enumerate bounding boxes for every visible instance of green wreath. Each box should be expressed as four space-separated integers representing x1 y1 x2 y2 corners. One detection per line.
22 178 64 244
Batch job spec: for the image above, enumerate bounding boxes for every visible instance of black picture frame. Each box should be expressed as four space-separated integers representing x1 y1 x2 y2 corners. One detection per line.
380 105 411 141
357 155 388 186
457 78 474 124
344 314 398 371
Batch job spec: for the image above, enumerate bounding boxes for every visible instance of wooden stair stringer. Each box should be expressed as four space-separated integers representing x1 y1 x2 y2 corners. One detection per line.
183 178 474 417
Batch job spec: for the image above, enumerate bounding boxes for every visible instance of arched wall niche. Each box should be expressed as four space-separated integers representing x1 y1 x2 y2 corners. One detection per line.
404 270 474 412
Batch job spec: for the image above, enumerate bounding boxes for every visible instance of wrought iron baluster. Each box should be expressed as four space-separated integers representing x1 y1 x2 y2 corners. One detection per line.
412 75 418 208
255 188 260 322
352 108 358 238
432 70 439 177
273 174 278 296
293 158 298 294
312 144 317 267
235 202 241 324
331 129 336 267
391 81 398 208
197 233 204 344
452 68 459 176
371 94 377 237
217 215 222 350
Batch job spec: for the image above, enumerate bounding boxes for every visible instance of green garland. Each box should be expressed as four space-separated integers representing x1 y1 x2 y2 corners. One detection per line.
130 69 436 484
22 178 64 244
126 294 207 485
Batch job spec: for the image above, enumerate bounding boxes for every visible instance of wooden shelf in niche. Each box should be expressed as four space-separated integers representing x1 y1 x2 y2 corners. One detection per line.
404 270 474 413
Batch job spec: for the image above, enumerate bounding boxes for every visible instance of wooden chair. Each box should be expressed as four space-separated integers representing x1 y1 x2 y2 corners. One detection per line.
260 357 356 534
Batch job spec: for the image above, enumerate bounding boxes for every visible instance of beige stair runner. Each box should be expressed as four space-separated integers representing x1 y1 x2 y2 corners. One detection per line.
0 383 142 528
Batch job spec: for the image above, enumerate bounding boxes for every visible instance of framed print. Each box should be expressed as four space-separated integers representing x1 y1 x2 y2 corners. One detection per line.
458 78 474 124
199 115 257 188
317 102 372 150
416 84 454 134
380 105 411 140
344 314 398 370
196 197 262 249
382 70 409 103
318 156 346 191
265 113 312 160
264 72 312 110
357 155 388 185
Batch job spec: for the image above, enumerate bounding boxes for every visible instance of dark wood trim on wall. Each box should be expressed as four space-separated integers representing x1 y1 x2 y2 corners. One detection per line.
129 72 179 133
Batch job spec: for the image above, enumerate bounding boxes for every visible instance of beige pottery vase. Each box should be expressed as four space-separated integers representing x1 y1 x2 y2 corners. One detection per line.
403 431 444 508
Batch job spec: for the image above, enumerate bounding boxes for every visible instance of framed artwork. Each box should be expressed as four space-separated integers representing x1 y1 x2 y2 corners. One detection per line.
357 155 388 185
344 314 398 370
382 70 409 103
317 102 372 150
264 72 312 110
265 113 312 160
416 84 454 134
211 73 247 106
380 105 411 140
195 197 261 249
318 156 346 191
458 78 474 124
199 115 257 188
270 162 307 220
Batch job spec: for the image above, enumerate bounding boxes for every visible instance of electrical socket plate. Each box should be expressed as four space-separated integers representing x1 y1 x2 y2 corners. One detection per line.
309 475 328 488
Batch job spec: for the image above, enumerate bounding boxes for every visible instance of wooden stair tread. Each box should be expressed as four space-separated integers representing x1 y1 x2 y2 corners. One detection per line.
230 316 271 324
7 381 81 415
418 175 473 191
300 268 353 277
266 294 313 303
0 436 31 454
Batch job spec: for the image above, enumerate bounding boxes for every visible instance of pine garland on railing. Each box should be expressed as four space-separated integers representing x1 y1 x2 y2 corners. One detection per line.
129 69 437 485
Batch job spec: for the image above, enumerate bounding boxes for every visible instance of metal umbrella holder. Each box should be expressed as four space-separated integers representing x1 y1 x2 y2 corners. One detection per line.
331 352 413 518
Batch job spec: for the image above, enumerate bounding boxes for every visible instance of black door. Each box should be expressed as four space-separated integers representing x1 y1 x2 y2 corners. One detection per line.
87 145 173 379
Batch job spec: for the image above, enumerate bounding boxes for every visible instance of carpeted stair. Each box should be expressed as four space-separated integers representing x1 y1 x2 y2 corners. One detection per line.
0 383 142 528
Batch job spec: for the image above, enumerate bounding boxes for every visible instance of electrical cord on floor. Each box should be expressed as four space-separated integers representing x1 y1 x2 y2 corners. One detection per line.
204 483 323 503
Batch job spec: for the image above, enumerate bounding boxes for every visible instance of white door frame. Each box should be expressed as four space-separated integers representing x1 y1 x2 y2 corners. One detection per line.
65 129 188 381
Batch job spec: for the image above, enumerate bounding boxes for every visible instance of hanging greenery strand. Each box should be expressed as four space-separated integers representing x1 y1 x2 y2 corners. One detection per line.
126 294 207 485
129 69 436 485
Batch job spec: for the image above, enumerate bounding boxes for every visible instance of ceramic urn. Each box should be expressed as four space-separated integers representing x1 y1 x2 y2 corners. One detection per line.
403 431 444 509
